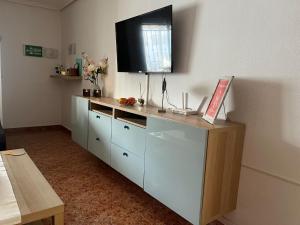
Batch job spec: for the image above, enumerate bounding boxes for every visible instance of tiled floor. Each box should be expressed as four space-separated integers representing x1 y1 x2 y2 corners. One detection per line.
6 128 222 225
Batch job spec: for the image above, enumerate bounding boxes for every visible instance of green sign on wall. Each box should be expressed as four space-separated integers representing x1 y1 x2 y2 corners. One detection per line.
24 45 43 57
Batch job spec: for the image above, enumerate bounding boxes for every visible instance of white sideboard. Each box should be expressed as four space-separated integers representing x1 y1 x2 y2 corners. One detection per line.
71 96 245 225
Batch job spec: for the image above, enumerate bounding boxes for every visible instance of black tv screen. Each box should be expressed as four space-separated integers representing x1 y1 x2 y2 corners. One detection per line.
115 5 173 73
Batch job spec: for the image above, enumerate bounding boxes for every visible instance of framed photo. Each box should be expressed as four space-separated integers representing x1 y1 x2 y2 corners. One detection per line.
202 76 234 124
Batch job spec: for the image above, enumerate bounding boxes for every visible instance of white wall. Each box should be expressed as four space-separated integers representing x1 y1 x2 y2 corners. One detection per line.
61 0 300 225
0 1 62 128
61 0 117 129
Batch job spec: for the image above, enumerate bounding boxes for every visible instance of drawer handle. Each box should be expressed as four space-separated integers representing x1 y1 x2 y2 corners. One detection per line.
123 152 128 157
96 115 101 119
96 137 100 141
124 125 130 130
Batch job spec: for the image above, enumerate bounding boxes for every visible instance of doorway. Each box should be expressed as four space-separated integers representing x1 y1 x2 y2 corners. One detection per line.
0 37 3 124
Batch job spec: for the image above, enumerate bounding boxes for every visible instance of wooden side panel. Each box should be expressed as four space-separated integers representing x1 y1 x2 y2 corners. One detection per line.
201 125 245 225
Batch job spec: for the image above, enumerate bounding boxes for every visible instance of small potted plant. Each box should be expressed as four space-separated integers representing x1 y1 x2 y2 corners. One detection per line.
82 52 108 97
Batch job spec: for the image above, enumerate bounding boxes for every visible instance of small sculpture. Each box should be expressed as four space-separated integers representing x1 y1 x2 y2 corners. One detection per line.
138 82 145 106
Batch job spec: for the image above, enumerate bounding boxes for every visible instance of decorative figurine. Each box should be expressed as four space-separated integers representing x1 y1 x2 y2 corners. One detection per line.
138 82 145 106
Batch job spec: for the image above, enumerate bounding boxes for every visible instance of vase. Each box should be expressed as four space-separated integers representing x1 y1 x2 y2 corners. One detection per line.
138 98 145 106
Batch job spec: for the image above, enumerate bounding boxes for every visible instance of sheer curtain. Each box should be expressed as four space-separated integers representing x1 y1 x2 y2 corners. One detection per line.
142 24 171 72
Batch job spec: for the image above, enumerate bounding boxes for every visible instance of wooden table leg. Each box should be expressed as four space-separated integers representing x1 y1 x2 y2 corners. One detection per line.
52 212 64 225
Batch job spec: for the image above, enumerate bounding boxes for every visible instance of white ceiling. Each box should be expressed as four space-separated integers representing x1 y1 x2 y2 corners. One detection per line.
6 0 75 10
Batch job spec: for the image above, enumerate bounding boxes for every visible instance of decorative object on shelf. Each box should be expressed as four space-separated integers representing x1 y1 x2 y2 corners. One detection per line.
76 58 83 76
83 89 91 97
67 64 79 76
158 77 167 113
54 65 60 75
82 52 108 98
202 76 234 124
138 82 145 106
52 62 81 79
118 97 136 106
55 65 67 76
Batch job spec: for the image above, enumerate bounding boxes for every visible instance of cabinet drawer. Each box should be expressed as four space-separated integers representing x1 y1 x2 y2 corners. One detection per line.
89 111 111 141
111 119 145 158
110 143 144 188
88 129 111 165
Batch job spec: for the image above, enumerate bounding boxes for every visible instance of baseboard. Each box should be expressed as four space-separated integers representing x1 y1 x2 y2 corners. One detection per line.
61 124 71 132
218 217 236 225
242 164 300 187
5 125 70 135
61 125 71 135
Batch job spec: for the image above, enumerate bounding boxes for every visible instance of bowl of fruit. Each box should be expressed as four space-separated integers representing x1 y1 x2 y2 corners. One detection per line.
118 97 136 106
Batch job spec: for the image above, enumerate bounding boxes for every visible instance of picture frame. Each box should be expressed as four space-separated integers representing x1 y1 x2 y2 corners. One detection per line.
202 76 234 124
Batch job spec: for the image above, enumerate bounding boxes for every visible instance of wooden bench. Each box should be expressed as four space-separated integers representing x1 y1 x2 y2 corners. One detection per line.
1 149 64 225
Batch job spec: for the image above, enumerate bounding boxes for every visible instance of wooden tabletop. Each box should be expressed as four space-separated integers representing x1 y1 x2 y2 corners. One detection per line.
0 154 21 225
1 149 64 224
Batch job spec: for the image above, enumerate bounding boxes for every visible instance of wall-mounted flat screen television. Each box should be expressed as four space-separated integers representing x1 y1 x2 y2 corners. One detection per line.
115 5 173 74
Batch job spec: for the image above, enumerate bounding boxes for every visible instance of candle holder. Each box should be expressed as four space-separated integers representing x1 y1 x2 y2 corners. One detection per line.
93 89 101 98
83 89 90 97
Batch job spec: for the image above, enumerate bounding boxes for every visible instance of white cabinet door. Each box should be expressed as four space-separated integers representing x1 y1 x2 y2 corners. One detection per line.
111 143 144 188
71 96 89 149
144 117 208 225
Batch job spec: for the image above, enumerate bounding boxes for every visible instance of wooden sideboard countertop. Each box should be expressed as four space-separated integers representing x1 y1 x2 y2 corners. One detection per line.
82 96 245 131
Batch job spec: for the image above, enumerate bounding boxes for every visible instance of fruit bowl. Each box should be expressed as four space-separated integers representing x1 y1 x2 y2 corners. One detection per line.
118 97 136 106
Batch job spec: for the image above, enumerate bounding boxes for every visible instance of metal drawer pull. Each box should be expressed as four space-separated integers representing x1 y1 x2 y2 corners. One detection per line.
96 137 100 141
96 115 101 119
124 125 130 130
123 152 128 157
